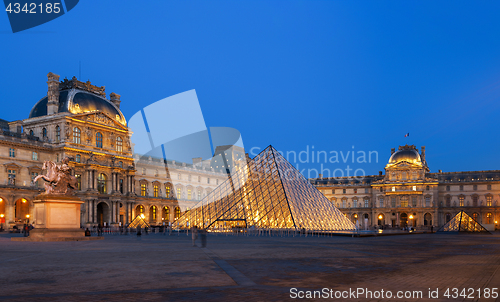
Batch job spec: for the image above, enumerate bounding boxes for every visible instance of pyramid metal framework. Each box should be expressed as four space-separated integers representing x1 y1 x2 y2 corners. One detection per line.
437 210 490 233
177 146 356 231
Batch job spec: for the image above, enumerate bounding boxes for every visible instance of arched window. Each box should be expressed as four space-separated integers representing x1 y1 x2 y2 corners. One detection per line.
136 205 145 216
174 207 181 219
162 206 170 222
96 132 103 148
42 127 47 138
73 127 81 144
150 206 157 222
55 126 60 142
97 173 107 194
116 137 123 152
0 197 4 218
424 213 432 226
486 196 492 207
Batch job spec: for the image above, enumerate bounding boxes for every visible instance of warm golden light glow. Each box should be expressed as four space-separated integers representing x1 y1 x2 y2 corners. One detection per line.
354 214 358 219
26 214 30 218
409 214 414 219
378 215 383 220
140 213 145 219
22 199 26 203
0 214 4 218
0 198 3 202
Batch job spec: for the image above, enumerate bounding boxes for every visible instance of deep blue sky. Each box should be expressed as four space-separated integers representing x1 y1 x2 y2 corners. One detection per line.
1 1 500 177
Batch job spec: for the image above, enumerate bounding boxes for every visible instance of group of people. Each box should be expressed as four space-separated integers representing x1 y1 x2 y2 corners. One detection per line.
22 223 34 237
191 226 207 248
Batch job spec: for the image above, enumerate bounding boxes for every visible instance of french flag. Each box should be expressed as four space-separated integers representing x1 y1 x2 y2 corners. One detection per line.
404 133 410 137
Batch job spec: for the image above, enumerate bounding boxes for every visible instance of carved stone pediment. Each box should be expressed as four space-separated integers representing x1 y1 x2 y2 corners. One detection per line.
73 112 127 130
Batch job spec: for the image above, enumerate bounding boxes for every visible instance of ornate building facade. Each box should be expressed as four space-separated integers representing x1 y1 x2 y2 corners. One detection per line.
0 73 228 230
310 145 500 231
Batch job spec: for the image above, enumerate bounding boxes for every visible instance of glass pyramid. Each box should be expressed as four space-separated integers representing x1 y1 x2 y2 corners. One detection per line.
438 210 490 233
177 146 356 232
129 215 150 229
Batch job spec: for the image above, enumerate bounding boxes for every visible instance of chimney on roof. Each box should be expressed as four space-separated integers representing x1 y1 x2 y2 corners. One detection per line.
421 146 426 162
47 72 60 115
379 171 383 176
110 92 121 109
391 148 395 155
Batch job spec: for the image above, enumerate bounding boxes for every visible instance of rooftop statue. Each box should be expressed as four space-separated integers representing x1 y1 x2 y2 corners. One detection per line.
33 157 78 195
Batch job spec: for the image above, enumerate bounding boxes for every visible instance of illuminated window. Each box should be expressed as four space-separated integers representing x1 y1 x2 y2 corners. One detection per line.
116 137 123 152
55 126 60 142
97 173 107 194
32 152 38 161
486 212 493 224
9 148 15 158
136 205 144 214
96 132 103 148
150 206 157 221
391 186 395 192
73 127 81 144
177 188 181 199
75 174 81 190
163 207 170 221
174 207 181 219
153 184 159 197
459 196 464 207
141 183 146 196
487 196 492 207
412 186 416 191
401 196 408 207
165 185 171 198
188 189 192 200
472 212 478 221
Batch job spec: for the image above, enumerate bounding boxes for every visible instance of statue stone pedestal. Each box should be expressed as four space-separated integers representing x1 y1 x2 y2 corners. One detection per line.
12 194 102 242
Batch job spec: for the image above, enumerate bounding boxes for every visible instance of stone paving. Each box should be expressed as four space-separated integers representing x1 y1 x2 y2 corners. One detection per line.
0 231 499 301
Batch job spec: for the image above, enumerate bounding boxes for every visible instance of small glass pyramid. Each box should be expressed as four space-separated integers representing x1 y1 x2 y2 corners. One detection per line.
177 146 356 232
129 215 150 229
438 210 490 233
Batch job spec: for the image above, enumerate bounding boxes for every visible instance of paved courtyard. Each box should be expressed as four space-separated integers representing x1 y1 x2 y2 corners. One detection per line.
0 231 499 301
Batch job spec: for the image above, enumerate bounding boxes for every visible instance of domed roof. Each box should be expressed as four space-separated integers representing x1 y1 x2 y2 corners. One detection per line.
388 149 421 164
29 89 126 126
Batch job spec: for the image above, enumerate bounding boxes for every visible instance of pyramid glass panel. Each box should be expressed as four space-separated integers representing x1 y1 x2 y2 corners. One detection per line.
177 146 355 232
438 210 490 233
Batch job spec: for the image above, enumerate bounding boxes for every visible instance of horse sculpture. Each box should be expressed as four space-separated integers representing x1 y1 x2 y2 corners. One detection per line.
33 157 78 195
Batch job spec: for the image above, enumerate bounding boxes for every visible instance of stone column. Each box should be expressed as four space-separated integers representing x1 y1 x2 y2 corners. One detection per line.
92 199 97 224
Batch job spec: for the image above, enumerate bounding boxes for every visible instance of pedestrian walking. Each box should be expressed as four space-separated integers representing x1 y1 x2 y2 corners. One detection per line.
192 226 198 246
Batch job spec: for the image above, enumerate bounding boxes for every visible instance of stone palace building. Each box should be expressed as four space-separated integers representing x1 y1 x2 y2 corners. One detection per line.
310 145 500 231
0 73 232 230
